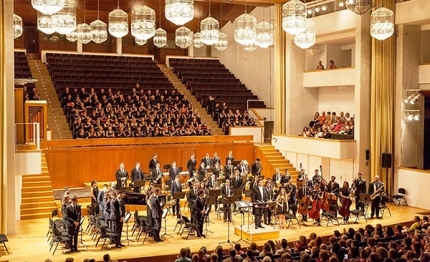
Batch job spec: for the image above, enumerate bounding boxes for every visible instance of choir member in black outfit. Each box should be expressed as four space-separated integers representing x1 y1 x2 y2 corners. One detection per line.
352 172 367 210
115 162 129 189
368 175 384 219
131 162 143 193
252 179 267 229
66 196 81 252
171 175 182 218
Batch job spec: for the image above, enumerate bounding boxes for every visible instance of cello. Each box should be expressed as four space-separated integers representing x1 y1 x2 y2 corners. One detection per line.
308 187 322 220
338 185 352 218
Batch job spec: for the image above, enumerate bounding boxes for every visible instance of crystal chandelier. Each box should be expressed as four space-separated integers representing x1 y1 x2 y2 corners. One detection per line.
135 37 147 46
244 42 257 52
234 12 257 46
175 26 192 49
370 7 394 41
165 0 194 26
345 0 375 15
282 0 307 36
193 32 204 48
14 14 23 39
200 0 219 45
66 30 78 42
37 12 56 35
131 5 156 41
154 28 167 47
294 19 315 49
90 0 107 44
214 32 228 51
77 23 92 44
255 21 273 48
109 0 129 38
51 0 76 35
32 0 65 15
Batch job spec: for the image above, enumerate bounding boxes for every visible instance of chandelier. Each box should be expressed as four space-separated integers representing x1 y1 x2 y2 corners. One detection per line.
135 37 147 46
345 0 375 15
165 0 194 26
214 32 228 51
294 19 315 49
255 21 273 48
90 0 107 44
109 0 129 39
51 0 76 35
14 14 23 39
31 0 65 15
234 12 257 46
200 0 219 45
154 28 167 48
76 23 92 44
193 32 204 48
370 7 394 40
244 42 257 52
131 5 156 41
175 26 192 49
37 12 56 35
282 0 307 36
66 30 78 42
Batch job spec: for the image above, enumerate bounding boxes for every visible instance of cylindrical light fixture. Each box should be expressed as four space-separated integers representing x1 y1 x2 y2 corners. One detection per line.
370 7 394 41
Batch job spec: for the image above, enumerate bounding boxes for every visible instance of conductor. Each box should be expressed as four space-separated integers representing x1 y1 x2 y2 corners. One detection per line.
252 179 267 229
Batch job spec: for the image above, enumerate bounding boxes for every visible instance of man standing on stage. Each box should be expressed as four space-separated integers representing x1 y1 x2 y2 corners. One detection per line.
224 160 234 180
211 152 221 167
312 169 322 185
131 162 143 193
231 170 244 194
251 158 263 177
286 180 297 210
221 180 233 222
117 193 126 246
352 172 367 210
252 179 267 229
171 175 182 218
169 161 180 182
66 196 81 252
148 153 158 173
115 162 129 189
187 182 199 223
152 163 163 184
150 188 164 242
110 191 123 248
195 190 207 238
201 153 211 170
369 175 384 219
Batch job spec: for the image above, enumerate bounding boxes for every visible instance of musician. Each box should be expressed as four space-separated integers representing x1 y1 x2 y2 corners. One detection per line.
296 181 310 222
251 158 263 176
265 179 275 225
115 162 129 189
339 181 351 223
150 188 164 242
252 179 267 229
211 152 221 167
312 169 322 185
117 193 126 246
148 153 158 173
326 176 340 198
169 161 180 182
110 191 122 248
352 172 367 210
62 186 71 203
131 162 143 193
187 182 199 223
171 175 182 218
297 169 307 181
186 154 197 175
276 187 289 229
272 169 282 186
146 187 154 227
200 181 209 197
197 162 207 181
201 153 212 169
251 175 259 189
90 180 99 214
225 151 234 165
221 180 233 222
285 180 297 209
237 160 248 175
231 170 244 193
311 184 323 226
282 169 292 185
213 162 222 178
151 163 163 184
103 193 112 225
207 174 219 189
223 160 234 180
368 175 384 219
195 190 207 238
66 196 81 252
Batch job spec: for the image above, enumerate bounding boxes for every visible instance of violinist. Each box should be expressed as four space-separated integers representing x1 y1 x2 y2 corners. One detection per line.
265 179 275 225
339 181 351 223
276 187 289 229
311 184 323 226
312 169 322 185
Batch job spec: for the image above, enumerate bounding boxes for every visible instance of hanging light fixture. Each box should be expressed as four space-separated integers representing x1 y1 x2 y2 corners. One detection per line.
32 0 65 15
243 42 257 52
154 0 167 48
175 26 192 49
131 5 156 41
282 0 307 36
345 0 374 15
76 0 91 44
200 0 219 45
234 12 257 46
90 0 107 44
66 30 78 42
37 12 56 35
14 14 23 39
109 0 129 38
215 32 228 51
52 0 76 35
294 19 315 49
135 37 147 46
193 32 204 48
255 0 273 49
165 0 194 26
370 7 394 41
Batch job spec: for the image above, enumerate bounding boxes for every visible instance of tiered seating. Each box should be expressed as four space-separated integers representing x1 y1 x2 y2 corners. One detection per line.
14 51 32 79
170 58 266 110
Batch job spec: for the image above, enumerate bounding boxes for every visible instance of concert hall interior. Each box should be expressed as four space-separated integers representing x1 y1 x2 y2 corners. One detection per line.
1 0 430 262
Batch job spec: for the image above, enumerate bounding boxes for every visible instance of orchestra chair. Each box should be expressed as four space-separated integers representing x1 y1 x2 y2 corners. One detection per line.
321 204 340 227
136 219 156 244
96 226 117 251
179 216 200 240
350 201 368 224
50 227 71 255
46 209 64 238
132 210 148 236
0 234 9 255
285 205 301 229
392 188 408 207
47 218 68 245
379 195 392 218
163 164 171 172
174 217 186 233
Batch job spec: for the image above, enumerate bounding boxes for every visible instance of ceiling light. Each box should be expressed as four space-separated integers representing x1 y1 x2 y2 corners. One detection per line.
234 12 257 46
154 28 168 48
51 0 76 35
193 32 204 48
414 113 420 121
214 32 228 51
66 30 78 42
294 20 315 49
322 5 327 11
37 12 56 35
255 21 273 48
108 5 129 38
165 0 194 26
243 42 257 52
407 113 413 121
200 0 219 45
32 0 65 15
135 37 147 46
131 5 156 41
14 14 23 39
282 0 307 36
405 110 420 121
90 0 107 44
315 7 320 13
345 0 374 15
410 93 420 105
175 26 192 49
339 1 344 7
370 7 394 41
307 9 312 15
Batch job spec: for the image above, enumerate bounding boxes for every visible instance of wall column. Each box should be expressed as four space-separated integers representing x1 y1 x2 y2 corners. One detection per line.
274 4 286 134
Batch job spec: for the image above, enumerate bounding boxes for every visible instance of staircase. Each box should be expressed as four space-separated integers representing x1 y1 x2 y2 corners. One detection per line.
20 153 57 220
27 54 73 140
255 145 300 180
158 64 224 135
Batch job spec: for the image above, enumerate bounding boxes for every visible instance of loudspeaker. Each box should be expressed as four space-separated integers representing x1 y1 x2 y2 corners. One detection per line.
365 150 370 160
382 153 392 168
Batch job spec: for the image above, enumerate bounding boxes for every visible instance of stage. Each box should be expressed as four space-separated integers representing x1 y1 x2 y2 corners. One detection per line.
0 203 428 262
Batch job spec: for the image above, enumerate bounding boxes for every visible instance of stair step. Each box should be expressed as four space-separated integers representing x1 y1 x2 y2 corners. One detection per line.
21 201 56 208
22 185 52 192
21 206 57 215
22 181 53 188
21 212 53 220
22 175 51 182
22 190 53 197
22 195 55 203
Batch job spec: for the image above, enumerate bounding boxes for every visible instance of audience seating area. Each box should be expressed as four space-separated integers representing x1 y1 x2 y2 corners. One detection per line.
14 51 32 80
300 111 355 140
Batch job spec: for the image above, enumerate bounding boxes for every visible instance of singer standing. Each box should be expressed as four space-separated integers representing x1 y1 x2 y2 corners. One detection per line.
66 196 81 252
115 162 129 189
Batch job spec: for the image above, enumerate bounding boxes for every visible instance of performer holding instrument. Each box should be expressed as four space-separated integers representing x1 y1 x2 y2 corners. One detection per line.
352 172 367 210
115 162 129 189
195 190 208 238
187 182 199 223
265 179 275 225
221 180 234 222
169 161 180 182
312 168 322 185
338 181 352 223
171 175 182 218
66 196 81 252
151 163 163 184
276 187 289 228
326 176 340 201
369 175 384 219
251 158 263 176
148 153 158 173
186 154 197 175
223 160 234 180
296 179 311 222
131 162 143 193
309 184 323 226
285 180 297 212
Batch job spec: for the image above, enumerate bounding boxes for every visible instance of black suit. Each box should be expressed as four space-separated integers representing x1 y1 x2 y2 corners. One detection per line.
207 177 218 189
169 167 180 182
131 167 143 192
352 178 367 209
265 186 274 224
252 186 267 227
115 169 129 189
148 158 158 172
326 181 340 195
197 167 206 181
201 157 211 169
150 195 163 241
195 196 206 237
110 198 121 247
231 176 244 192
223 165 234 180
118 198 125 243
171 180 182 216
272 173 282 184
187 188 198 223
151 168 163 184
251 162 262 176
186 159 197 174
368 181 384 218
221 184 233 221
211 157 221 166
66 204 81 251
286 184 297 207
226 156 234 165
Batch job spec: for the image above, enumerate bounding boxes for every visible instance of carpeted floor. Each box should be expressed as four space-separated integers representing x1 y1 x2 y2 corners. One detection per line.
53 188 92 200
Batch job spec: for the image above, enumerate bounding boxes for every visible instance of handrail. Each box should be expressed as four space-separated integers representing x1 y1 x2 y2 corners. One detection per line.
246 99 262 111
15 122 40 150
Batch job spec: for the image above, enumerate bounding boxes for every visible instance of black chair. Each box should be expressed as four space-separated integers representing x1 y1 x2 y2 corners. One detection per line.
379 195 391 217
174 217 186 233
0 234 9 254
392 188 408 206
163 164 171 172
321 204 340 226
95 226 117 251
136 219 156 244
179 216 200 239
285 204 301 229
50 227 71 255
350 201 368 224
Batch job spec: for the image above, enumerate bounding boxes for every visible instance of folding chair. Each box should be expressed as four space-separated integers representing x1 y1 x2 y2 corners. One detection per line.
379 195 392 217
0 234 9 254
95 226 117 251
321 204 340 226
179 216 200 239
392 188 408 206
50 228 71 255
350 201 368 224
285 204 301 229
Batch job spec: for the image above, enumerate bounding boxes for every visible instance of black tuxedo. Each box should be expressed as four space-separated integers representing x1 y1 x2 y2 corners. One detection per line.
110 198 121 247
187 188 198 222
186 159 197 174
195 196 206 236
171 180 182 216
352 178 367 209
221 184 233 221
326 181 340 195
150 196 163 241
131 167 143 192
237 164 247 175
197 167 206 181
265 186 275 224
251 162 262 176
231 176 244 191
118 198 125 243
115 169 129 189
151 168 163 184
169 167 180 182
223 165 234 180
206 177 218 189
201 157 211 169
272 173 282 183
66 204 81 251
211 157 221 166
252 186 267 227
225 156 234 165
148 158 158 172
369 181 384 218
286 184 297 205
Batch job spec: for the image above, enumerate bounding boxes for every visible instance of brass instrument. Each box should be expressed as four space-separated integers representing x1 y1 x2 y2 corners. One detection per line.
370 187 384 200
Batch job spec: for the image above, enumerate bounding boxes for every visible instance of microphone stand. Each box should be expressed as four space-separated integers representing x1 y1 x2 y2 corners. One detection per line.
219 196 237 247
234 200 249 244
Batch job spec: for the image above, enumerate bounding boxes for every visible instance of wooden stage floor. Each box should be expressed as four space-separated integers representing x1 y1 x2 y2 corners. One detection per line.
1 203 428 262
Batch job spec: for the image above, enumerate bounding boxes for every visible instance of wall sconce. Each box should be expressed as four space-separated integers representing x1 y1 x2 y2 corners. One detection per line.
403 89 421 104
405 110 420 121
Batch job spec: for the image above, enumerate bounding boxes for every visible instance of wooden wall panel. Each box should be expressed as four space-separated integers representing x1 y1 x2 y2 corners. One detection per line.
45 142 255 188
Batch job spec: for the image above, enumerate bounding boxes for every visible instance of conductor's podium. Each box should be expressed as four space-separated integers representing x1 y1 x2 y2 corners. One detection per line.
234 225 280 242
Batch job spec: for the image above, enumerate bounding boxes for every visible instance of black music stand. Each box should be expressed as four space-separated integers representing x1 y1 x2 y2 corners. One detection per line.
172 192 186 217
161 208 174 239
78 216 87 248
209 189 221 218
122 212 134 245
234 200 250 244
219 196 238 247
204 196 216 234
153 183 162 189
133 180 145 193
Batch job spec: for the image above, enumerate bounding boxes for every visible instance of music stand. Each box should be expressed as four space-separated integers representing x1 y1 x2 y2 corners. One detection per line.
78 216 87 248
122 212 134 245
209 189 221 197
133 180 145 193
219 196 238 247
172 192 186 217
153 183 162 189
204 196 216 234
234 200 250 244
161 208 174 238
245 190 252 198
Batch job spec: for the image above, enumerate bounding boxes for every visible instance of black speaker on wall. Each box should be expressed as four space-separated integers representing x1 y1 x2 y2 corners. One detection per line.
382 153 392 168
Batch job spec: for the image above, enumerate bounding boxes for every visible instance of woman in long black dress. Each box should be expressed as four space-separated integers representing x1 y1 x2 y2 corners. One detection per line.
276 187 289 229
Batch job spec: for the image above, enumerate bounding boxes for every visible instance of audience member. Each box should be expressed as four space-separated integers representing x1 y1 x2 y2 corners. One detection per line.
328 60 337 69
316 61 325 70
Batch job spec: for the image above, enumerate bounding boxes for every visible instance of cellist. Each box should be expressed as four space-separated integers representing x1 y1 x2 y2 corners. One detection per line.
296 179 311 222
338 181 352 224
310 183 323 226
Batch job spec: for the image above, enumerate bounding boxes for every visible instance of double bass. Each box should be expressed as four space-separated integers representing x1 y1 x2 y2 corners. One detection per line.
308 189 323 220
339 187 352 218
